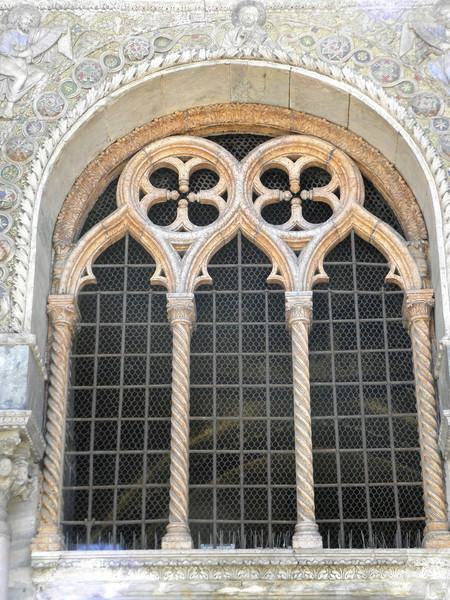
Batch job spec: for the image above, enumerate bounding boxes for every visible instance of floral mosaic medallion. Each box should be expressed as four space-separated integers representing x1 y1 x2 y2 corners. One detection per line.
318 35 352 63
0 214 12 235
370 57 402 85
0 164 20 183
0 185 19 211
23 119 47 138
4 137 35 163
73 59 105 89
397 80 416 96
440 134 450 158
353 49 371 65
432 117 450 133
122 37 153 62
0 236 13 263
101 52 123 72
299 35 315 47
34 92 67 120
410 92 443 118
60 79 80 99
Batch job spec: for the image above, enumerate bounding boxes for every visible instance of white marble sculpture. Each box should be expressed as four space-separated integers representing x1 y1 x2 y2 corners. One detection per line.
0 4 72 119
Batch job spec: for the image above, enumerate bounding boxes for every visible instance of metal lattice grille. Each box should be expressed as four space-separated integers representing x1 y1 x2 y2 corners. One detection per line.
311 232 424 548
63 235 171 550
189 232 296 549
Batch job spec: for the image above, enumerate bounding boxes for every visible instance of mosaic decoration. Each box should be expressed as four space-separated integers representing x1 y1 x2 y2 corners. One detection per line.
4 136 35 163
73 59 104 89
317 35 352 63
0 184 19 211
34 91 67 120
23 119 46 138
0 0 449 333
369 57 402 85
122 36 153 62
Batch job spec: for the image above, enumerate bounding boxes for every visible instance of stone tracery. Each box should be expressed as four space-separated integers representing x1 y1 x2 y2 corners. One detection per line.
34 131 450 552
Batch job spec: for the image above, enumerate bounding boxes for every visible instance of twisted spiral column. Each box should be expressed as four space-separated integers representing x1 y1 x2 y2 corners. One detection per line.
286 292 323 550
404 290 450 548
161 293 195 549
32 295 79 552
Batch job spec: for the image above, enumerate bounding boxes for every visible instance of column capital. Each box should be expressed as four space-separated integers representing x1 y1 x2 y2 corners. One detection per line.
47 294 79 329
166 293 196 327
403 289 434 326
0 430 32 507
285 291 313 330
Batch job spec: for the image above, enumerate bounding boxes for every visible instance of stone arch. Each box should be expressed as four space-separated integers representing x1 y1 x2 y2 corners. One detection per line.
24 61 450 430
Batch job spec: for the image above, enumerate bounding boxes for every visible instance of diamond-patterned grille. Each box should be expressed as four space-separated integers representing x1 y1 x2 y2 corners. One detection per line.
189 232 296 549
63 234 171 550
311 231 424 548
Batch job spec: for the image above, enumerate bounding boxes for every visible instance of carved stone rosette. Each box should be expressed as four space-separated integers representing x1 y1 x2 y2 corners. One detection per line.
403 289 450 548
285 292 323 550
161 293 196 550
32 295 79 552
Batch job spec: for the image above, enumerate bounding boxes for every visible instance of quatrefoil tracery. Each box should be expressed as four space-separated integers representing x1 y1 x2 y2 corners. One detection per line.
63 134 421 296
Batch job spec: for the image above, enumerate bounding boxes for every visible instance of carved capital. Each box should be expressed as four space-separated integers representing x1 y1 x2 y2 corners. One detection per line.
167 293 196 329
47 295 79 330
0 431 32 509
285 291 313 330
403 289 434 327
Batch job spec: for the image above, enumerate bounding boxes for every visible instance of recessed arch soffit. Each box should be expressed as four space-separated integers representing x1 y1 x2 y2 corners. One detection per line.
2 0 450 334
59 133 422 297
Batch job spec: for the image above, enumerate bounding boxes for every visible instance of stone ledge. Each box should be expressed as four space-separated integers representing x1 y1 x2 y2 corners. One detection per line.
0 410 45 460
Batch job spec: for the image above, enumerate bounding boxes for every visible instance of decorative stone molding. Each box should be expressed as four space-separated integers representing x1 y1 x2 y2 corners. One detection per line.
403 289 450 548
30 548 450 598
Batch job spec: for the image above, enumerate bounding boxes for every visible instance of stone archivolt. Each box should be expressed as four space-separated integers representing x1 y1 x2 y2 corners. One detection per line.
34 131 450 552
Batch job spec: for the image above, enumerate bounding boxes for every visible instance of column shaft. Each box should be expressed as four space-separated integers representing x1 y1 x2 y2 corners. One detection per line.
32 295 78 552
404 290 450 548
161 293 195 550
286 292 322 550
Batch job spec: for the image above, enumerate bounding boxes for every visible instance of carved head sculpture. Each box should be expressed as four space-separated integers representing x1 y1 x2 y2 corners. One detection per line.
232 0 266 28
6 4 41 33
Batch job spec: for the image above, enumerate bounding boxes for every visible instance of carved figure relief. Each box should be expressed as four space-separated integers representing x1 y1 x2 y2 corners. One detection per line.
0 4 72 119
223 0 272 51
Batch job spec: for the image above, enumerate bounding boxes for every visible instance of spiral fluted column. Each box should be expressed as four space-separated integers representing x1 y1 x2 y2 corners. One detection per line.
286 291 323 550
404 289 450 548
31 295 78 552
161 293 195 549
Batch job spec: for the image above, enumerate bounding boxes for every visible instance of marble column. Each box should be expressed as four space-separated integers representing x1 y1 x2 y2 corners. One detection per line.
161 293 195 550
404 289 450 548
286 291 323 550
32 295 79 552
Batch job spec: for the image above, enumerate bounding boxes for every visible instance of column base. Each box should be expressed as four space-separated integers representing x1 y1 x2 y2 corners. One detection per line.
292 521 323 550
31 528 64 552
423 527 450 549
161 523 193 550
